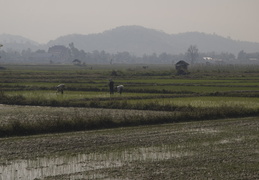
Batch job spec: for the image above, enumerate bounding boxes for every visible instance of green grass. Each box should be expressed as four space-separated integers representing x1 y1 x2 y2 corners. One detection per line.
7 90 259 110
126 96 259 109
128 85 259 93
3 90 168 100
1 64 259 136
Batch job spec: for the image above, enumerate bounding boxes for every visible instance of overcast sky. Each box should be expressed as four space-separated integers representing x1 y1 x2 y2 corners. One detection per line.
1 0 258 44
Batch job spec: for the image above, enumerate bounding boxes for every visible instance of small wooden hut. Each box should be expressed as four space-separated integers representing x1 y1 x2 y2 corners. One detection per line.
175 60 189 75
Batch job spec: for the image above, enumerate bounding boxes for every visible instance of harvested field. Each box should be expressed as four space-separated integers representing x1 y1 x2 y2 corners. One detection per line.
0 116 258 179
0 104 174 125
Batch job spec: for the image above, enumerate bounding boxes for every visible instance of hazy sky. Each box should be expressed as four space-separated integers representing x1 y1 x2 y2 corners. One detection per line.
1 0 258 44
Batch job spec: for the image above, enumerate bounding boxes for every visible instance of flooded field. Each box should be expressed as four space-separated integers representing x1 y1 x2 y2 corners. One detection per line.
0 116 258 179
0 145 192 180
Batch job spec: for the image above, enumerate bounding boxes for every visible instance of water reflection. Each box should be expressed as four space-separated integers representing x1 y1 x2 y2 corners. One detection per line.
0 145 192 180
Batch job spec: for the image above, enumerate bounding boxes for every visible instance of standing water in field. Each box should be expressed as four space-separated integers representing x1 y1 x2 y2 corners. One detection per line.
0 145 192 179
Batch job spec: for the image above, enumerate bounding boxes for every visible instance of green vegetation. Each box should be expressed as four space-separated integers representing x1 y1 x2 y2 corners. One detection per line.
0 64 259 179
1 64 259 137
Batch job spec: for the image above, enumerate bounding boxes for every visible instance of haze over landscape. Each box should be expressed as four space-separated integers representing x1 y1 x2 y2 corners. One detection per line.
2 1 259 179
1 0 259 43
1 0 259 64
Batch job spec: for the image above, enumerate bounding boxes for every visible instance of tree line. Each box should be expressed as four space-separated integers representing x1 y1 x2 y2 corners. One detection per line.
0 43 258 64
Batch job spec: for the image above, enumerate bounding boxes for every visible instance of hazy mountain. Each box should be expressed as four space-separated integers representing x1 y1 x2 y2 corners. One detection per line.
171 32 259 55
2 26 259 56
47 26 259 56
0 34 43 52
47 26 174 55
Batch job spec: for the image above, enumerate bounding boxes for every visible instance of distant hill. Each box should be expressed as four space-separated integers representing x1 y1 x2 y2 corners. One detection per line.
47 26 175 55
171 32 259 55
0 34 43 52
47 26 259 56
1 26 259 56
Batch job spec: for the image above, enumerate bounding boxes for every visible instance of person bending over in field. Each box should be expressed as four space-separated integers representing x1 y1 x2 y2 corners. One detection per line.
116 85 124 94
56 84 65 94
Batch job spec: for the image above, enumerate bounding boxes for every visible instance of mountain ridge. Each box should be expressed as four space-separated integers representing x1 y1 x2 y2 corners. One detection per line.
1 26 259 56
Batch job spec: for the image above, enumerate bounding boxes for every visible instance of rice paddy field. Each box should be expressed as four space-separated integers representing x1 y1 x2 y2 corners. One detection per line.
0 64 259 179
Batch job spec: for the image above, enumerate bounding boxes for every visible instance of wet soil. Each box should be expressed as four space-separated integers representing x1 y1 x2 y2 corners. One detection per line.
0 116 258 179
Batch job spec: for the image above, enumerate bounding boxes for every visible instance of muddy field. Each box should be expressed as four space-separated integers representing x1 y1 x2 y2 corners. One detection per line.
0 115 258 179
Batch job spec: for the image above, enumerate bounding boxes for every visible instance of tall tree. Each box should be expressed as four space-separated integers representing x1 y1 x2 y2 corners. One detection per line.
0 44 2 61
69 42 86 60
186 45 199 64
237 50 247 61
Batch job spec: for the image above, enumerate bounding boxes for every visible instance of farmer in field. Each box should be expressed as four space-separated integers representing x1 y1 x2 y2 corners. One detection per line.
116 85 124 95
56 84 65 94
109 79 114 94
